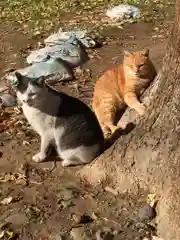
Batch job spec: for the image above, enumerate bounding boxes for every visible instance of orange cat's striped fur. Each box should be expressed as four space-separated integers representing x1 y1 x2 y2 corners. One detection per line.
92 49 157 136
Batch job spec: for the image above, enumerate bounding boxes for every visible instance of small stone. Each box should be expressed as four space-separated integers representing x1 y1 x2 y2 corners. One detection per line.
138 204 156 221
72 214 93 224
0 93 17 107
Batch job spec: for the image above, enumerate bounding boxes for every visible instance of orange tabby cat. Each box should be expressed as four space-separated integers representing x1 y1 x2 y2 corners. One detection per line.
92 49 157 136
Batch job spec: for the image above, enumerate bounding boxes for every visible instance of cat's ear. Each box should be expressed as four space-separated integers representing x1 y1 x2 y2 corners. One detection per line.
12 71 23 88
14 71 23 81
36 76 45 87
141 49 149 57
124 50 133 57
31 76 44 87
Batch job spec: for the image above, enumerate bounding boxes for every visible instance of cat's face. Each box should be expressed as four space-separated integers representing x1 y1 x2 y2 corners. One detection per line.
123 49 150 76
13 72 45 106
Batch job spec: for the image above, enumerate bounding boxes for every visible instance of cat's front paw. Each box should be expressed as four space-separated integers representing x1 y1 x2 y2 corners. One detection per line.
138 104 146 116
61 160 71 167
32 152 46 162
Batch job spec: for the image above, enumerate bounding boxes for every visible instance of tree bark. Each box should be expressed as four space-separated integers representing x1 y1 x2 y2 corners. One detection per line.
77 1 180 239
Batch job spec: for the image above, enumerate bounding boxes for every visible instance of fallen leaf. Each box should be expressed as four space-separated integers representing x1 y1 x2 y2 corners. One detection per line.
105 186 118 195
1 196 13 205
152 236 164 240
0 231 5 239
0 173 16 182
147 193 157 207
92 212 99 220
23 140 30 146
6 230 15 240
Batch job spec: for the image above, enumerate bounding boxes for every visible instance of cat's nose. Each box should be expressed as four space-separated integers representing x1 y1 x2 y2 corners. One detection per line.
134 69 138 74
22 98 29 103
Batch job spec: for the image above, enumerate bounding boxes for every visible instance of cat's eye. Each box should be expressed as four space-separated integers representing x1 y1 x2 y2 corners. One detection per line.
18 82 27 93
28 93 36 97
32 81 39 87
139 64 144 68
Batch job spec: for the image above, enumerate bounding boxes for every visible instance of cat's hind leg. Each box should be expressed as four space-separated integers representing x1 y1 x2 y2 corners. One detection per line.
93 99 118 137
58 145 100 167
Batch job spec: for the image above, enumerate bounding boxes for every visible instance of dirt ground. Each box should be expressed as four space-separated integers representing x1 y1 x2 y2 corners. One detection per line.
0 6 174 240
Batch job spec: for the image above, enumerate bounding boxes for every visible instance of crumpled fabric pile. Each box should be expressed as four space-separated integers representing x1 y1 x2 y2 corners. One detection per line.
5 30 97 84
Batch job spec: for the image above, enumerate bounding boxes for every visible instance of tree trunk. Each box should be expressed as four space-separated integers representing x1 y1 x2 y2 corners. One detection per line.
77 1 180 239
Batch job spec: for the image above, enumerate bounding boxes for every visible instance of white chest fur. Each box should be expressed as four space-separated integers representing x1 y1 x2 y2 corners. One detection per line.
22 103 54 136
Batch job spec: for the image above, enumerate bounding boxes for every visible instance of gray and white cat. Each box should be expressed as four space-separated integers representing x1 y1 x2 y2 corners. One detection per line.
13 72 104 167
